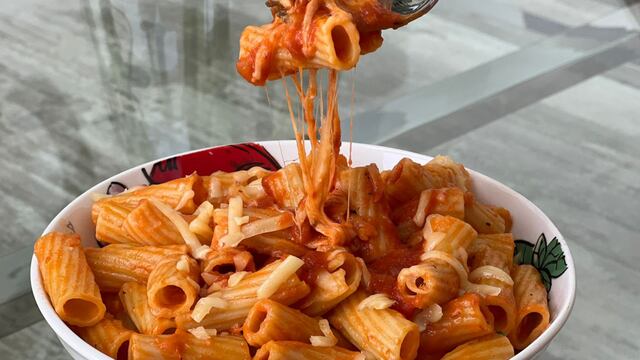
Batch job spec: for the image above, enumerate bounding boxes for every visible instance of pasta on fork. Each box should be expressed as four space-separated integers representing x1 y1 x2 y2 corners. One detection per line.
33 1 553 359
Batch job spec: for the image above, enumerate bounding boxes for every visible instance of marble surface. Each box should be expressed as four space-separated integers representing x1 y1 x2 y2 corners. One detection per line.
1 0 640 359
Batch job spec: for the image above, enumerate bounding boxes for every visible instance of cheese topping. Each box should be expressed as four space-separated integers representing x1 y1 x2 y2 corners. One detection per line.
148 198 202 256
174 190 195 211
310 319 338 347
176 255 191 273
357 293 396 311
413 303 443 331
257 256 304 299
413 189 432 227
191 295 229 323
188 326 218 340
469 265 514 286
228 271 249 287
355 257 371 288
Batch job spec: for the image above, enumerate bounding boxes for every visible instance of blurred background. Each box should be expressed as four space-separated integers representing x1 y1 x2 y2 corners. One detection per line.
1 0 639 358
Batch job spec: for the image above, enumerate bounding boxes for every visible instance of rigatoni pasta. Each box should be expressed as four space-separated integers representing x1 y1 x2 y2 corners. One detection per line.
128 331 250 360
119 282 176 335
35 151 553 359
329 289 420 360
253 341 362 360
34 0 557 357
509 265 551 350
441 334 514 360
75 317 134 359
34 232 105 327
242 299 323 346
85 244 187 292
147 256 200 318
420 293 495 354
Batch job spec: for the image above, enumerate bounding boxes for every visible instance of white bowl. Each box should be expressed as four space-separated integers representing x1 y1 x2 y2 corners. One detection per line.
31 141 576 360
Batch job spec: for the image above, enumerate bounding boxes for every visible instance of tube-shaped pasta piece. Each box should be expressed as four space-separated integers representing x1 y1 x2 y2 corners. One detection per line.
420 293 495 354
176 259 310 330
383 158 438 207
492 207 513 233
508 265 550 350
128 333 180 359
202 247 255 274
147 256 200 318
262 163 305 209
95 202 136 244
464 197 506 234
92 175 199 223
128 331 250 360
237 12 361 85
253 341 361 360
396 258 460 308
182 335 251 359
422 214 477 254
34 232 106 327
298 250 362 316
85 244 188 292
241 234 309 258
467 234 517 334
122 199 184 245
467 234 515 273
243 299 323 346
120 282 176 335
423 156 472 192
76 317 134 359
329 290 420 360
441 334 514 360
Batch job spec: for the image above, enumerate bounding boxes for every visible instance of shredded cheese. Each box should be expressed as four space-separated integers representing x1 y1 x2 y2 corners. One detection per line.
191 295 229 323
209 177 224 198
228 271 249 287
219 232 245 248
227 196 244 235
413 304 443 331
357 293 396 311
257 256 304 299
413 189 431 227
420 250 502 297
424 231 447 252
310 319 338 347
188 326 218 340
174 190 195 211
176 255 191 273
469 265 514 286
193 245 212 260
148 198 202 255
356 257 371 288
234 216 250 226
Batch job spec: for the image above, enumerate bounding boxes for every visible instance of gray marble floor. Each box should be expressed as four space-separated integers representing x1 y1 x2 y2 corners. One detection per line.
1 0 640 359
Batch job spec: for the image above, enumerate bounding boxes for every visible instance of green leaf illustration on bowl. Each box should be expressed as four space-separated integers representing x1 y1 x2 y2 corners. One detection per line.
514 233 567 292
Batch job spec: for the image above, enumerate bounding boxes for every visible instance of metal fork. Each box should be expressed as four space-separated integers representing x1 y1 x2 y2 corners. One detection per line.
391 0 439 25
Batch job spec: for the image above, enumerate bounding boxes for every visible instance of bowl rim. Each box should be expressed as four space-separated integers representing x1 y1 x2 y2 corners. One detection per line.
30 140 576 360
